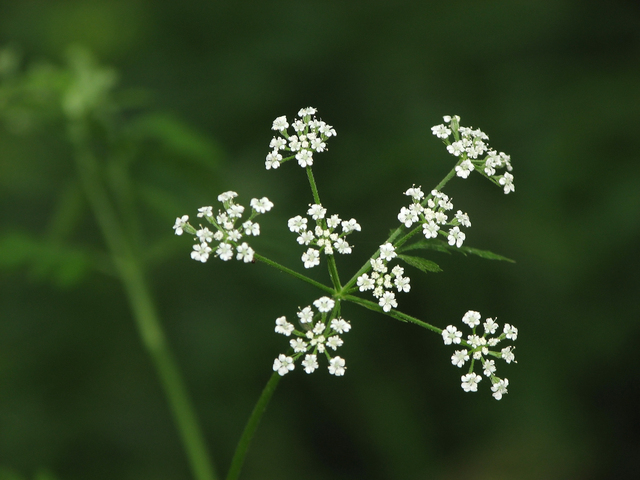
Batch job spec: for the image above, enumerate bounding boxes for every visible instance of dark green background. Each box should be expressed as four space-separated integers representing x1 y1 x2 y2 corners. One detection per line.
1 1 639 479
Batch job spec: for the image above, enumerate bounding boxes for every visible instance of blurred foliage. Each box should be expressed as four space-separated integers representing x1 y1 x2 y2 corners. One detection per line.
1 1 640 479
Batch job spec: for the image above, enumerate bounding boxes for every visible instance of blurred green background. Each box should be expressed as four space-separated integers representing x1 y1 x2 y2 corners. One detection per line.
1 1 639 479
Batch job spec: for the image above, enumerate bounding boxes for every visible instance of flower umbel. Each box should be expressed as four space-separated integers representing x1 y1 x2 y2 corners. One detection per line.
431 115 514 193
443 310 518 400
266 108 336 170
289 205 361 269
272 296 351 376
173 191 273 263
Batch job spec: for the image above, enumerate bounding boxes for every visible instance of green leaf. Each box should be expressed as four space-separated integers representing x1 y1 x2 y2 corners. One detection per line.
398 239 515 263
397 254 442 273
457 245 516 263
397 239 452 255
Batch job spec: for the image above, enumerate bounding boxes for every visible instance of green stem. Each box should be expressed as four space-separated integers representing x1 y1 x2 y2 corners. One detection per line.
343 294 442 334
253 253 335 295
69 122 217 480
306 166 322 205
226 372 281 480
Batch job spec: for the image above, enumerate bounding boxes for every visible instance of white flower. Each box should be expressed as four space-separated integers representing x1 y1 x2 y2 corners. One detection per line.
197 206 213 218
394 276 411 293
298 107 317 117
307 204 327 220
499 172 515 194
326 214 341 229
196 227 213 243
503 324 518 340
272 116 289 131
371 258 387 273
327 336 344 351
191 243 212 263
328 356 346 376
461 372 482 392
404 186 425 200
442 325 462 345
302 248 320 268
275 316 294 336
269 137 287 150
379 242 396 261
462 310 482 328
297 231 314 245
434 211 448 225
250 197 274 213
330 318 351 334
226 204 244 218
296 149 314 167
227 229 242 242
423 221 440 239
483 359 497 377
455 210 471 228
173 215 189 235
455 159 475 179
290 338 308 353
451 349 469 367
357 274 375 291
313 296 335 313
242 221 260 236
216 242 234 261
483 318 499 335
501 346 516 364
273 354 295 376
379 291 398 312
398 206 418 228
297 306 314 324
341 218 361 233
217 191 238 203
447 141 464 156
310 137 326 152
265 150 281 170
448 226 466 248
334 238 352 254
288 215 308 233
302 354 319 374
236 242 254 263
491 378 509 400
431 124 451 139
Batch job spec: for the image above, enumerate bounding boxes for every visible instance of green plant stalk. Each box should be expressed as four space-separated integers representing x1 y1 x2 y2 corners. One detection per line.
69 122 217 480
225 372 281 480
343 294 442 334
254 253 334 295
305 166 343 291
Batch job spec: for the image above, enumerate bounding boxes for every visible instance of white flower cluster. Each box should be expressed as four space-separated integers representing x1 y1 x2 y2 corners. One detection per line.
272 296 351 377
442 310 517 400
431 115 515 194
289 204 361 269
398 186 470 248
266 107 336 169
356 243 410 312
172 191 273 263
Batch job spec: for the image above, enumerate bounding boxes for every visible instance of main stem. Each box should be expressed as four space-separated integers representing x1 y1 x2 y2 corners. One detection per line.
225 372 281 480
69 121 217 480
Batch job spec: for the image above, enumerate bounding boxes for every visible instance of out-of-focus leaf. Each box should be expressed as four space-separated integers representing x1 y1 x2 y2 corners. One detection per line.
0 231 90 287
130 113 222 170
397 254 442 273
